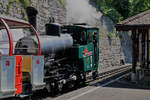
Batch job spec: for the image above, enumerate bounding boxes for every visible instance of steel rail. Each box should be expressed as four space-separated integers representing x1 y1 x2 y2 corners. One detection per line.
87 64 132 84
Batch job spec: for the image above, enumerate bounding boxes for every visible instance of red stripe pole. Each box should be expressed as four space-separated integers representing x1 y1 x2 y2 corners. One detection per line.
30 25 41 55
0 18 13 56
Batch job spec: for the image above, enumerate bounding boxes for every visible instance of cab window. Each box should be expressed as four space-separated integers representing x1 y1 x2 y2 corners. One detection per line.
88 32 92 42
79 31 86 45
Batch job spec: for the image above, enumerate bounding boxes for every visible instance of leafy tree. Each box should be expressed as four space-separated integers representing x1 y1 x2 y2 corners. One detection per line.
111 0 130 19
131 0 150 16
92 0 150 23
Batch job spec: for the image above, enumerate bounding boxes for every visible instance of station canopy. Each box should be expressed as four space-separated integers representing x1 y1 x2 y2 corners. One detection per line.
116 9 150 31
0 15 30 29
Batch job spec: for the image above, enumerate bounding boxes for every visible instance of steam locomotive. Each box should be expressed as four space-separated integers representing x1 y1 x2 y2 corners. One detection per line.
15 23 99 95
0 15 99 99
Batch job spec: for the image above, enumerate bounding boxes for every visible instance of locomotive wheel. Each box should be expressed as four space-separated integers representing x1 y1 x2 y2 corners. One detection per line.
92 71 98 80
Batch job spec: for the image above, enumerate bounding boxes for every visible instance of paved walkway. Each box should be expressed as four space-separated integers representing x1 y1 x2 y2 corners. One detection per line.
51 78 150 100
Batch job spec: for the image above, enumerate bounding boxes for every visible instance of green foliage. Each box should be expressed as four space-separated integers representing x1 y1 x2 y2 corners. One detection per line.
91 0 125 23
8 0 32 11
58 0 66 8
9 0 19 4
107 32 115 40
91 0 150 23
7 0 33 20
102 6 123 23
107 30 122 41
7 4 11 14
111 0 130 19
129 0 150 16
99 29 104 37
107 30 116 39
22 9 28 21
19 0 31 8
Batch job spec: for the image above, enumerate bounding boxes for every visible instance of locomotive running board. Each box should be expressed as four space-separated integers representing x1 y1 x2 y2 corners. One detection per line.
32 83 46 91
0 90 16 99
16 93 33 98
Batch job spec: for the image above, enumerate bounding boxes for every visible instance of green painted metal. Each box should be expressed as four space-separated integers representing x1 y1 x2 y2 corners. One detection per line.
63 24 99 72
78 43 94 72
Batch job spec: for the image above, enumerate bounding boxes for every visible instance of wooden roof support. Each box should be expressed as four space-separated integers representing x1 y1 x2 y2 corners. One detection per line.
131 29 140 73
147 29 150 68
132 29 137 73
141 29 146 69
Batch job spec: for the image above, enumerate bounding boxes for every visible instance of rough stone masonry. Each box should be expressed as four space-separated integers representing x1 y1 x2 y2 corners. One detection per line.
0 0 66 34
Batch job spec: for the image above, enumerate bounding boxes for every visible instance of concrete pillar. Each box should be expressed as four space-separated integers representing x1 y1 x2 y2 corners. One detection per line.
131 72 136 81
131 29 137 81
148 29 150 68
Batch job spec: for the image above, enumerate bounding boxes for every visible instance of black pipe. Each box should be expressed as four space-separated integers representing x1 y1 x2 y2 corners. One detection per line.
26 7 38 29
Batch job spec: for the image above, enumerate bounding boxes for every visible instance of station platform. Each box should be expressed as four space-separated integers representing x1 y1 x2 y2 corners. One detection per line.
52 71 150 100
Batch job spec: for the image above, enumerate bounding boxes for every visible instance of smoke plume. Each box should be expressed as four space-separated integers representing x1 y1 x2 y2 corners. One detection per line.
66 0 102 25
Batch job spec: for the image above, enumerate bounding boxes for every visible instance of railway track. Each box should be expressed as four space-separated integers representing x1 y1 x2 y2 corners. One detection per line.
98 64 131 79
88 64 132 84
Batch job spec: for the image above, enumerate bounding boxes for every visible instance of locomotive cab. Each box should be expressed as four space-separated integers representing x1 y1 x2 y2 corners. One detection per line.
62 25 99 80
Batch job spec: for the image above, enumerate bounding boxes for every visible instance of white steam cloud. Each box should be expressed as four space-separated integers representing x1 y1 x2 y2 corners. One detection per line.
66 0 102 25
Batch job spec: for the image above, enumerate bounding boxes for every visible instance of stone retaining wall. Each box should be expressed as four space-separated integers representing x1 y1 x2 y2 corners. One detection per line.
0 0 66 34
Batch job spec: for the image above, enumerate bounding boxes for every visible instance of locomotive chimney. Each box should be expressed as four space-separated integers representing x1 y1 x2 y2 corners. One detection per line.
26 7 38 29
